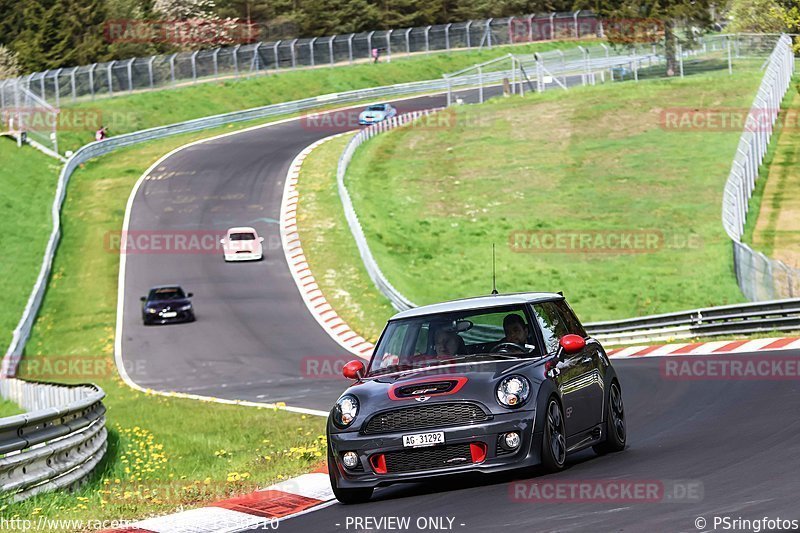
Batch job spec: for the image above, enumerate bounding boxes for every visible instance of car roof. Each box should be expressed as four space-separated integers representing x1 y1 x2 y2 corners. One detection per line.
390 292 563 320
148 285 184 291
227 226 256 233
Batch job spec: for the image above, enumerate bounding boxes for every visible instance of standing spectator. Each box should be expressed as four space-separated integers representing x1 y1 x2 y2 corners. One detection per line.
371 47 380 63
95 125 108 141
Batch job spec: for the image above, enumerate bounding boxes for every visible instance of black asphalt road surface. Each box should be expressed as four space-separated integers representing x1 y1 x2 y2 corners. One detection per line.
270 350 800 532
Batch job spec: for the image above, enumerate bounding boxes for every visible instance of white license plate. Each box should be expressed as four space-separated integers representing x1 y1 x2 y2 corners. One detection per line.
162 311 177 318
402 431 444 448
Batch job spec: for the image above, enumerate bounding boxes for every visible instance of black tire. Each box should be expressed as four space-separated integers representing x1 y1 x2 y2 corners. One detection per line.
328 445 373 504
594 381 626 455
540 397 567 472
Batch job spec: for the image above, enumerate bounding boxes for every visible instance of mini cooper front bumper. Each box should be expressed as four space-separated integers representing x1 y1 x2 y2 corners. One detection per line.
329 408 542 489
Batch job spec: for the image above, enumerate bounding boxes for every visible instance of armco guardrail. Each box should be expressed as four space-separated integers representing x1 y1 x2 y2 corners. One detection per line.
586 298 800 345
0 379 107 502
721 34 799 300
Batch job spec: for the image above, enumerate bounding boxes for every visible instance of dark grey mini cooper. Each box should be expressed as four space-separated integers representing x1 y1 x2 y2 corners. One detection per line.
327 292 626 503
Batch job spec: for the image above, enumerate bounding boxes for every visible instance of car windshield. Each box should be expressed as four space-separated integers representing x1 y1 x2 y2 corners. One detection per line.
367 105 386 111
230 232 255 241
148 287 185 300
368 304 541 376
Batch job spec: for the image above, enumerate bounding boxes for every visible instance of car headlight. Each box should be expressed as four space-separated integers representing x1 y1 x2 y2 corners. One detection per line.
178 304 192 311
496 375 530 408
332 395 359 428
146 308 158 314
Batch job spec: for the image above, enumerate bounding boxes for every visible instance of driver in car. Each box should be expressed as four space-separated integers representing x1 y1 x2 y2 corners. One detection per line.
434 329 460 357
493 314 534 353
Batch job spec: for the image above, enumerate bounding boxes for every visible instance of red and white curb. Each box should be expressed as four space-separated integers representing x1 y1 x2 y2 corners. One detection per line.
607 336 800 359
280 133 375 360
107 472 335 533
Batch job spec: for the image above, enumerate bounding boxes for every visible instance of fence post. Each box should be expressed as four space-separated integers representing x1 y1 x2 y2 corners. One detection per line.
465 21 472 48
527 14 534 42
274 40 282 70
309 38 317 66
549 13 555 40
88 63 96 99
573 10 582 38
424 26 431 53
147 56 156 87
290 38 298 68
40 70 48 102
329 36 335 65
232 45 240 76
191 50 199 82
445 23 451 50
107 62 115 96
70 67 77 102
53 68 62 108
478 65 483 103
727 36 733 75
350 34 357 64
677 42 684 78
127 58 135 92
169 54 177 83
486 19 493 48
405 28 412 55
213 47 220 78
386 30 392 61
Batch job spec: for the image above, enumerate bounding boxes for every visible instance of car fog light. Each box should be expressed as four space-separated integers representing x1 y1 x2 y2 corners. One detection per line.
503 432 521 450
342 451 359 469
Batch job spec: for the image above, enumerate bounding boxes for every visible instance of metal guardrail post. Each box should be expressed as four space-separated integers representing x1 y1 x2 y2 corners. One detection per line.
191 50 199 82
273 40 281 71
478 65 483 102
290 39 298 68
127 58 135 92
106 62 115 96
147 56 156 87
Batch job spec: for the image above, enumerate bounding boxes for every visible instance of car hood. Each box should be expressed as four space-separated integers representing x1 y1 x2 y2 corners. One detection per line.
334 357 546 430
360 110 385 119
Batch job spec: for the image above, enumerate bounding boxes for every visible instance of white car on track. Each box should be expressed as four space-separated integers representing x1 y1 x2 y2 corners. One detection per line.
220 227 264 262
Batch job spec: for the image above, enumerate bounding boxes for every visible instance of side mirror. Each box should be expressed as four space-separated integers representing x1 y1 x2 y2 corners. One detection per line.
343 360 365 381
259 237 264 242
187 292 194 298
220 238 226 244
140 296 146 302
559 334 586 355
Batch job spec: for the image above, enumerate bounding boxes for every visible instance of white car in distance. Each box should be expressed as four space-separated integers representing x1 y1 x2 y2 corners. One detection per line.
220 227 264 262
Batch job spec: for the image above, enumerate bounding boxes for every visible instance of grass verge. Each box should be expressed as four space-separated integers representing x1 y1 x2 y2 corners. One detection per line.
338 65 764 324
0 140 61 353
295 134 396 343
750 80 800 268
3 120 327 524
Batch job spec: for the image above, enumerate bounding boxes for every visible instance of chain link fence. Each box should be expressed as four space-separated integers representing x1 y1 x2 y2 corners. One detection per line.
0 12 599 110
721 34 799 300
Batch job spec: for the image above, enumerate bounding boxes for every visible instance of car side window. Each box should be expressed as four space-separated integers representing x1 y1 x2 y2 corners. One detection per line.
554 301 587 337
532 302 569 354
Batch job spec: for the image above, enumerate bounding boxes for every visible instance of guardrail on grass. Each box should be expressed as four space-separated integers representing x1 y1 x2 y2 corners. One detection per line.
0 379 107 502
586 298 800 345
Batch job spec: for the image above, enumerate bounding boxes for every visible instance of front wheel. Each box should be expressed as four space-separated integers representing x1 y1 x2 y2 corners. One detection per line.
540 397 567 472
328 446 373 504
593 381 626 455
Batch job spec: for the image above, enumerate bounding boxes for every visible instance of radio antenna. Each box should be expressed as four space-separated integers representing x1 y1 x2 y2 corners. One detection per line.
491 243 498 295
